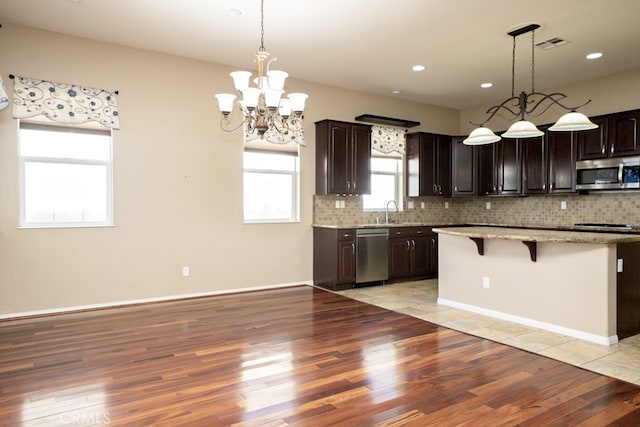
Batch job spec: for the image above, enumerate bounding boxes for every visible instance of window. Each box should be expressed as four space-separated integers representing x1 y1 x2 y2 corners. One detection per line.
19 122 113 228
362 154 403 211
243 149 299 223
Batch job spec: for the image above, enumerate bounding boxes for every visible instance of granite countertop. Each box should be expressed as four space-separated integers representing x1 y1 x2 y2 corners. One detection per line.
312 222 457 229
433 226 640 244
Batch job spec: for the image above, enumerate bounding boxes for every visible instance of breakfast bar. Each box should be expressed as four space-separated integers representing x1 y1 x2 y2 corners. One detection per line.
433 226 640 345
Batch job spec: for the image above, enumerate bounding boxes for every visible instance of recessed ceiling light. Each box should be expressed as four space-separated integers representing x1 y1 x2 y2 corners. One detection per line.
225 8 243 16
481 82 493 88
412 65 426 72
586 52 603 60
391 90 401 95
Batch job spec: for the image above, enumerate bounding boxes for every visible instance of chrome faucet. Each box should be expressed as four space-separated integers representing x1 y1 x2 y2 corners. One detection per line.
385 200 398 224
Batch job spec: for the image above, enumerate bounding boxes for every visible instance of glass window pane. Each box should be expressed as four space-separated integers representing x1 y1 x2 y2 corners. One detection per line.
244 172 294 221
24 162 108 223
363 174 397 210
371 157 399 173
244 151 295 172
20 128 111 161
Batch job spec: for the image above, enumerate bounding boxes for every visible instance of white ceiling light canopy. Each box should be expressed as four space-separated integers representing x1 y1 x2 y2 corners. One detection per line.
214 0 308 145
465 23 597 144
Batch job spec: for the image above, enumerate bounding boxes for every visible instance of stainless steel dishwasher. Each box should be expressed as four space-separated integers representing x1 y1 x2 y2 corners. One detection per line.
356 228 389 284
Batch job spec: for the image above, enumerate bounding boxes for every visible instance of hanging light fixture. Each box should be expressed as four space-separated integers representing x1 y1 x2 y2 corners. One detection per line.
214 0 308 145
464 23 597 145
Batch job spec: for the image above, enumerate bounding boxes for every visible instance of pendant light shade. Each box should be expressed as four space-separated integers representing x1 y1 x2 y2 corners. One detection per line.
502 120 544 139
548 111 598 131
463 126 501 145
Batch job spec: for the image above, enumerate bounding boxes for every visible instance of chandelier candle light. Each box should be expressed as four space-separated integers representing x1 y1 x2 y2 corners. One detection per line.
464 23 597 145
215 0 308 145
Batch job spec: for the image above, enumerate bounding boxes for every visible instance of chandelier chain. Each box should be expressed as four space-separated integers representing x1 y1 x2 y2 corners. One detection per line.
259 0 265 51
531 29 535 93
511 35 516 98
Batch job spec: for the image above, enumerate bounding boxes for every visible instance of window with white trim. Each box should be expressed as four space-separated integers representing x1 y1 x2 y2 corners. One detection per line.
362 152 403 211
18 122 113 228
243 149 299 223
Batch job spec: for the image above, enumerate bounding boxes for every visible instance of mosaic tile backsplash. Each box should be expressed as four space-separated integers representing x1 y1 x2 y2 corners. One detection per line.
313 192 640 227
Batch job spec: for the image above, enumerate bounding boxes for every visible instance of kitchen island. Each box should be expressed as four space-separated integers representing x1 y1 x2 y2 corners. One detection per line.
433 226 640 345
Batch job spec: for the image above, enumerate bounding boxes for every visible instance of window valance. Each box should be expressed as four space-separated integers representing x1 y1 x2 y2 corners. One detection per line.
371 125 406 154
12 75 119 129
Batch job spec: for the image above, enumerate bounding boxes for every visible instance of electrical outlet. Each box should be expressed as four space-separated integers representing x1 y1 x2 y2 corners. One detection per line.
444 201 449 209
182 266 190 277
482 276 490 288
420 201 426 209
560 201 567 210
617 259 624 273
335 200 341 208
485 202 491 210
408 201 415 209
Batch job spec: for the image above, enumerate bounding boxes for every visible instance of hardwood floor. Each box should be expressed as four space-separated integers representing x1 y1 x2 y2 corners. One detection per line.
1 285 640 426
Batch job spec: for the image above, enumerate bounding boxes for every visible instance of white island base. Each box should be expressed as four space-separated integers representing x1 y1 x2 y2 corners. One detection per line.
435 230 620 345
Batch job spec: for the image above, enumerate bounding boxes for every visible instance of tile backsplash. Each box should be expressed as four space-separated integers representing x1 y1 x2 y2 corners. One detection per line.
313 192 640 227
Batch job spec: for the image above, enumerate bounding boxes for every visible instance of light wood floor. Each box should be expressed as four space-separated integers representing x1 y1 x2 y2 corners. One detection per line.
1 285 640 426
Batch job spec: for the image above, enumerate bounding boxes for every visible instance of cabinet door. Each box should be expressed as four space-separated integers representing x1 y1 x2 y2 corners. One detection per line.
522 134 548 194
351 124 372 195
610 111 640 158
548 130 577 193
411 236 430 276
437 136 452 196
326 122 351 194
497 138 522 195
405 133 422 197
477 143 497 195
337 241 356 283
428 232 438 275
452 137 477 196
576 116 608 160
388 238 411 278
406 133 437 197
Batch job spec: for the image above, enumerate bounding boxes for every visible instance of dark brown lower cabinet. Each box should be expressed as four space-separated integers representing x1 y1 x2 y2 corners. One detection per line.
313 228 356 291
388 227 437 282
617 242 640 339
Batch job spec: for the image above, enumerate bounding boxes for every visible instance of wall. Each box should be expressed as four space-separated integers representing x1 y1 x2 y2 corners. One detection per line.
0 24 460 315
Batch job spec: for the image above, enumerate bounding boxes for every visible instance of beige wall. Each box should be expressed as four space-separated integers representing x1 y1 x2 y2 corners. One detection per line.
0 24 459 315
437 234 617 343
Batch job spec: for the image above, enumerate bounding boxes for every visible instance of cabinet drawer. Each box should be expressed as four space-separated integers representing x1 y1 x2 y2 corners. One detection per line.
338 229 356 241
389 227 431 238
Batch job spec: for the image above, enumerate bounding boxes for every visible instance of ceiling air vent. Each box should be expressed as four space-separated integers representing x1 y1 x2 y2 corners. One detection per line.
536 37 569 50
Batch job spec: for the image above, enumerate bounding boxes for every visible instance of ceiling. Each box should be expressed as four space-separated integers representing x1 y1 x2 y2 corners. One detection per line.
1 0 639 110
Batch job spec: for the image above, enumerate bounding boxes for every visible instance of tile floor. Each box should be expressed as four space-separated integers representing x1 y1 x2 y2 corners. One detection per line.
338 279 640 386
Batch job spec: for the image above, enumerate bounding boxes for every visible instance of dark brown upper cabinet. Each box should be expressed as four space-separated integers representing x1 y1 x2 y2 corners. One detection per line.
548 129 577 193
577 110 640 160
451 136 477 196
316 119 372 195
477 137 522 196
521 133 548 195
406 132 451 197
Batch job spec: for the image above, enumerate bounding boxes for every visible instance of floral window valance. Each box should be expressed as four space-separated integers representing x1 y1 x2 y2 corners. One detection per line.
12 75 120 129
371 125 406 154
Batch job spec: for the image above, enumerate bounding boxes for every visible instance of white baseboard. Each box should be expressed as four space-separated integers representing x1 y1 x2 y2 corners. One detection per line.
0 280 314 320
437 297 618 346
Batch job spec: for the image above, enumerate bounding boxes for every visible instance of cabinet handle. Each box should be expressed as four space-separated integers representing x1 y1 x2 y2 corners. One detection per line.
438 185 442 194
455 186 458 192
352 181 356 191
542 183 546 190
611 144 615 155
346 181 351 191
602 145 606 155
433 184 437 193
406 240 410 251
431 238 436 248
352 243 355 254
412 239 416 249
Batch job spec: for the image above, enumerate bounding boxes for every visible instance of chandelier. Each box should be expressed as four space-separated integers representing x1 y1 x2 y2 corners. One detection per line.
464 23 597 145
214 0 308 145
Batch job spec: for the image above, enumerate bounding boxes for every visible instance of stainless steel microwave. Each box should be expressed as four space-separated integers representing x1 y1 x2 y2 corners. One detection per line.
576 156 640 190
